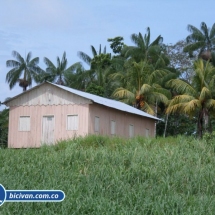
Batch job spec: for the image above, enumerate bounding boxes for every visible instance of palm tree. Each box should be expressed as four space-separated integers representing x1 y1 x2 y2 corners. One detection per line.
6 51 42 91
122 27 164 63
112 60 171 115
166 59 215 138
65 66 92 90
78 45 113 96
78 44 107 67
183 22 215 60
42 52 82 85
78 44 109 84
107 36 124 54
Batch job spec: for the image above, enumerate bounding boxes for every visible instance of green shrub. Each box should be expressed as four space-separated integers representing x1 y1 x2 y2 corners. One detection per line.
203 131 215 144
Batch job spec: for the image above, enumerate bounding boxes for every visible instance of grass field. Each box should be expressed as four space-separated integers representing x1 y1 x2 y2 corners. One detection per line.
1 135 215 214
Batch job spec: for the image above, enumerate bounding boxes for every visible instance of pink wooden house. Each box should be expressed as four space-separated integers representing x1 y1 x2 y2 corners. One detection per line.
4 82 159 148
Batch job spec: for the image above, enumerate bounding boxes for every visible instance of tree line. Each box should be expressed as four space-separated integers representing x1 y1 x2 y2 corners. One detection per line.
3 21 215 139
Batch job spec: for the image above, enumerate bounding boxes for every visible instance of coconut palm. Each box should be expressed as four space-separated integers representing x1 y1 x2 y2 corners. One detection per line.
78 45 115 97
6 51 42 91
112 60 171 115
78 44 107 67
166 59 215 138
65 66 92 91
183 22 215 60
122 27 164 63
78 44 110 85
42 52 82 85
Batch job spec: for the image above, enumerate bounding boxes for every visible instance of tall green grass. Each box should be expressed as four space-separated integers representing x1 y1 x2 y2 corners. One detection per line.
1 135 215 214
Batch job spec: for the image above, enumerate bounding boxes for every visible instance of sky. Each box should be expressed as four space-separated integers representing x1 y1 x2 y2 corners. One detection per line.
0 0 215 110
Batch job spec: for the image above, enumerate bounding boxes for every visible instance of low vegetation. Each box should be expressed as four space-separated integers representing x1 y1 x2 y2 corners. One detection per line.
1 135 215 214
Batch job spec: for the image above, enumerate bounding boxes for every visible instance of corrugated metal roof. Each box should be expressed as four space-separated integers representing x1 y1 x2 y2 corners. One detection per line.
3 82 160 121
50 82 160 121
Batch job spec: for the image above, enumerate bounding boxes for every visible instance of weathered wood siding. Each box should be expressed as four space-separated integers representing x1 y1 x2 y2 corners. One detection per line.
6 84 91 107
8 104 89 148
88 103 155 138
42 116 55 145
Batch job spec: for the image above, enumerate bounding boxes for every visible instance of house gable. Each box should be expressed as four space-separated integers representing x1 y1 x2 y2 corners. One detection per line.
5 83 92 107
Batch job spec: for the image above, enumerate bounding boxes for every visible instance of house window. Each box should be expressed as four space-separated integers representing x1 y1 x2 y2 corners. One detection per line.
95 116 100 132
19 116 30 131
145 128 149 137
129 124 134 137
67 115 78 130
111 120 116 135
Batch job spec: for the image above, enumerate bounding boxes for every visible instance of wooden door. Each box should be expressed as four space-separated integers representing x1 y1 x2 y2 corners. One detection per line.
42 116 55 145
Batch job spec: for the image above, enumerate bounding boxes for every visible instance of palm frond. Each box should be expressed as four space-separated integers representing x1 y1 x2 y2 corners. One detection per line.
12 51 24 63
186 24 204 41
150 35 163 46
205 99 215 110
153 85 172 99
140 84 152 94
209 23 215 40
61 53 68 71
28 57 39 66
78 51 92 65
166 103 184 114
199 87 211 101
91 45 97 56
166 79 196 95
44 57 56 70
99 44 101 55
200 22 209 41
109 71 125 81
130 34 140 46
141 102 155 115
112 88 134 101
183 41 205 52
166 95 200 115
6 60 21 68
168 95 196 106
144 27 150 48
152 92 169 104
148 69 167 84
65 62 82 73
103 46 106 54
6 68 23 89
184 99 201 111
209 75 215 89
25 52 32 63
56 56 61 70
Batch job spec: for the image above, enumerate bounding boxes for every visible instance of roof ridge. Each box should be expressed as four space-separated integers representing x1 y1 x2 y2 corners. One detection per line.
50 82 160 121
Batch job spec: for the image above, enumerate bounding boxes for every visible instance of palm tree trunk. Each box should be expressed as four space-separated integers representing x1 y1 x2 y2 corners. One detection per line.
154 100 158 137
197 110 203 138
163 114 169 138
204 108 209 132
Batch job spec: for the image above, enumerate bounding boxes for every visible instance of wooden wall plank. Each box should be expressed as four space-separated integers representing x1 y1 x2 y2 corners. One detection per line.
8 104 89 148
6 84 91 107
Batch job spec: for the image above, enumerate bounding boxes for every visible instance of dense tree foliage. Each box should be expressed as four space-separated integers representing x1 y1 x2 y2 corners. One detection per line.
165 40 197 83
166 60 215 138
5 22 215 138
0 108 9 147
107 36 124 54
